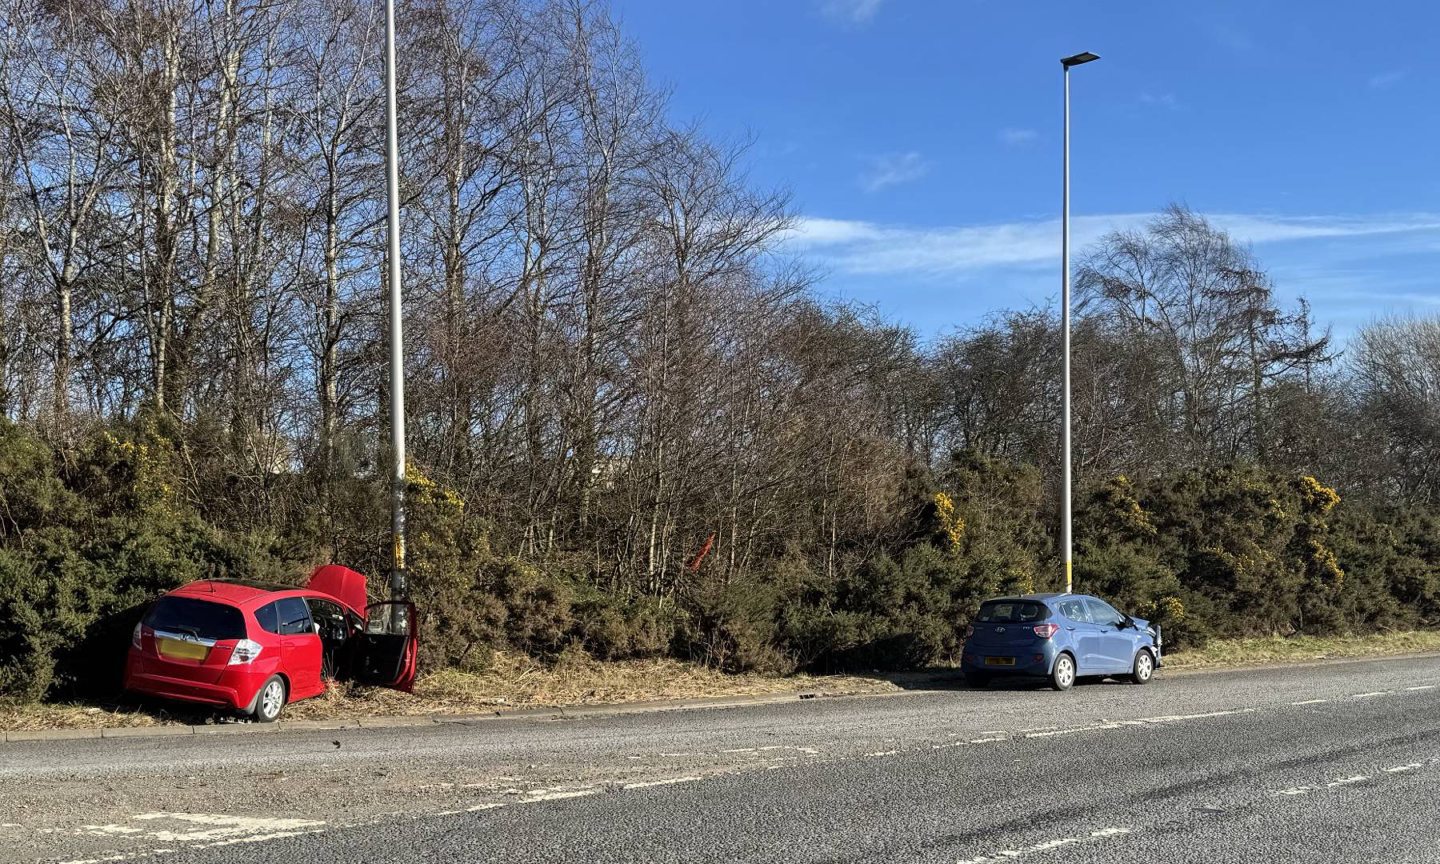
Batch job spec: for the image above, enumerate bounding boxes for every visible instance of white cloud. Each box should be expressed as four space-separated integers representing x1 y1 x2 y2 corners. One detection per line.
819 0 884 25
1368 70 1406 89
859 152 930 192
1139 91 1178 110
782 211 1440 278
998 127 1039 146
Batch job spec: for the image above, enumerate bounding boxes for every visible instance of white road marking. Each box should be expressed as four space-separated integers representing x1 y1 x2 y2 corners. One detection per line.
955 827 1131 864
758 745 820 755
1020 709 1257 741
523 788 600 803
1147 708 1257 722
195 829 323 849
126 813 325 844
720 745 819 756
1385 763 1423 773
1350 691 1390 699
865 750 901 757
622 776 702 790
1405 685 1436 692
1025 727 1092 739
1291 699 1328 705
1274 771 1393 797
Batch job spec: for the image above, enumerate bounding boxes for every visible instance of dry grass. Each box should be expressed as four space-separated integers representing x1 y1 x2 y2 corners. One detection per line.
0 700 177 731
0 651 894 731
1164 630 1440 669
286 651 893 721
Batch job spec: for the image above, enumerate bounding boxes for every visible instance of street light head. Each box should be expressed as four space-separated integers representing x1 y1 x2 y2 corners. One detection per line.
1061 51 1100 68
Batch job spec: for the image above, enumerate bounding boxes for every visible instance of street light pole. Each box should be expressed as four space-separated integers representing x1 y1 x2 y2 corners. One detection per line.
1060 51 1099 595
384 0 407 604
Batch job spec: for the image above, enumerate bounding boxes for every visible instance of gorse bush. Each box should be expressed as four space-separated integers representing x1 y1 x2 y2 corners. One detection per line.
0 421 290 700
3 417 1440 702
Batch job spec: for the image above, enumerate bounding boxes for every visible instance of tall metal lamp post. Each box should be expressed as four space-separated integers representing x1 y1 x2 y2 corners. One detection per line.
383 0 407 606
1060 50 1099 594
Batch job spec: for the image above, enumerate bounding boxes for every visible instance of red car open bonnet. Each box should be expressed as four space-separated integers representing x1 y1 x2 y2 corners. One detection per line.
305 564 369 614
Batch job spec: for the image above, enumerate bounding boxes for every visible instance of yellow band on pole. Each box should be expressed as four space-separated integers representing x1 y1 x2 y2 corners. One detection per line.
1064 560 1073 593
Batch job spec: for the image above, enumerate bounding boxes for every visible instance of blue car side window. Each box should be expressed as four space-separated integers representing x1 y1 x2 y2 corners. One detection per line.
1058 599 1091 623
1086 599 1124 627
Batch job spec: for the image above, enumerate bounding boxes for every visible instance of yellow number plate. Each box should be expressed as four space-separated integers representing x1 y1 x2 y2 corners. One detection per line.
984 656 1016 666
157 637 209 661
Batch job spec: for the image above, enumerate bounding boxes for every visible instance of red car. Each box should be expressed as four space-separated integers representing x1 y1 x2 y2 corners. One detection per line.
124 565 417 722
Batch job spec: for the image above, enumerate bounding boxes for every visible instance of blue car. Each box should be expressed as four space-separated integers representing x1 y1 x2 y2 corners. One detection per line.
960 593 1162 691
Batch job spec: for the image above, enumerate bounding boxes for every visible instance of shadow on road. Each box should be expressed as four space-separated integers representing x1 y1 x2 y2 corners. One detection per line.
876 668 1139 693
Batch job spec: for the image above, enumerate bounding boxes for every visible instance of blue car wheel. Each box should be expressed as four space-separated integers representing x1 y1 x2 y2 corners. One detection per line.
1131 649 1155 685
1050 653 1076 691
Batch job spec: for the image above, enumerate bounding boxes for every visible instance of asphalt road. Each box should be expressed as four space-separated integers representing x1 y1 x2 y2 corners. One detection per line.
4 656 1440 864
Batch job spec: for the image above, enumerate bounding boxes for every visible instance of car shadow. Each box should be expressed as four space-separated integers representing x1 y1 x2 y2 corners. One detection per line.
870 668 1138 693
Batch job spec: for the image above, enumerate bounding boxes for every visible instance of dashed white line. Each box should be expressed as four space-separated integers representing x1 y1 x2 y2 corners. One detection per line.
521 789 600 803
1274 772 1388 797
758 745 820 755
955 827 1131 864
1384 763 1423 774
1291 699 1328 705
1024 727 1092 739
1350 691 1390 699
622 776 702 790
195 829 324 849
1020 709 1257 741
1405 685 1436 692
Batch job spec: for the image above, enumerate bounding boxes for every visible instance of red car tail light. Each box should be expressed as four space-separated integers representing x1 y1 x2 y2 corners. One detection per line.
227 639 264 665
1032 623 1060 639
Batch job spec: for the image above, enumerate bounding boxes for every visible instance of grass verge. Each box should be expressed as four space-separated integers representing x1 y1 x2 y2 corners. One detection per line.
5 631 1439 731
0 651 894 731
1161 630 1440 669
286 651 894 721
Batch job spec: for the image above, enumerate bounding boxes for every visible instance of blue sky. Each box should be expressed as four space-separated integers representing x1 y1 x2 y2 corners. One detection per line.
609 0 1440 339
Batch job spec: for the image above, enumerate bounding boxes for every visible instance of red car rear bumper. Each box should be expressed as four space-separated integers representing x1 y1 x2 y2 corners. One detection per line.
124 658 266 712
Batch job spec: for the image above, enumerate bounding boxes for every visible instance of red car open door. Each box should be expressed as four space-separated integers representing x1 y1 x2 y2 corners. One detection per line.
356 601 418 692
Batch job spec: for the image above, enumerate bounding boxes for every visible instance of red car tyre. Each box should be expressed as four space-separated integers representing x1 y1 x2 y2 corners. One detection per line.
251 675 286 723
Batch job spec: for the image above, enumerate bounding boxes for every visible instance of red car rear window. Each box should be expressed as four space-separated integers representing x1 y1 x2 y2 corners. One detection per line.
143 597 246 641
